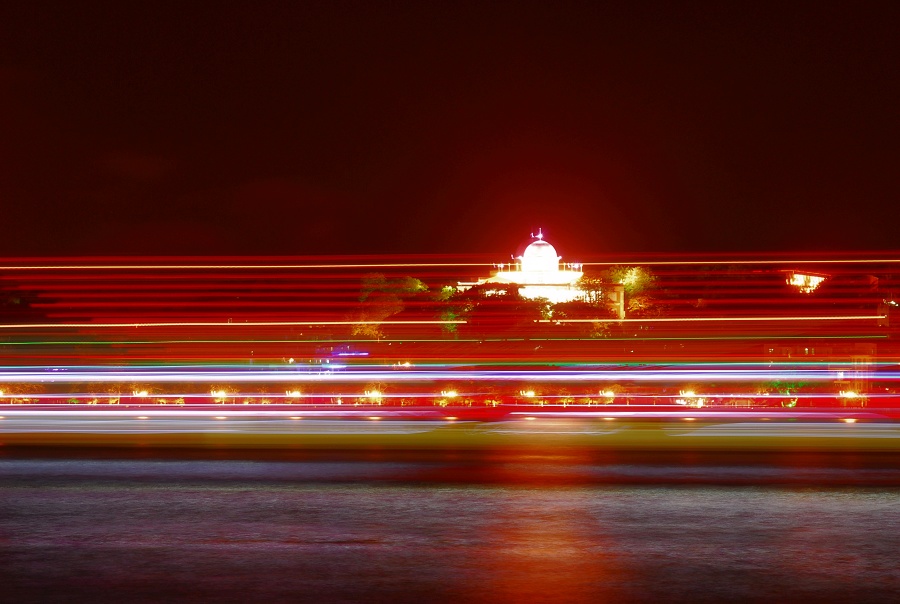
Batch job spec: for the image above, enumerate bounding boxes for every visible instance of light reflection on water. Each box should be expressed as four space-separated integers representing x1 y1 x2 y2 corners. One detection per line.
1 459 899 603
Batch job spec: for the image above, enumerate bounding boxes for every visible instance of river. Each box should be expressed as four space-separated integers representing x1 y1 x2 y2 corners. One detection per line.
1 455 898 603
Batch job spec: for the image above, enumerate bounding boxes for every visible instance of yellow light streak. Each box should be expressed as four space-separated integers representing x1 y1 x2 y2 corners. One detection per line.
542 315 885 324
0 319 467 329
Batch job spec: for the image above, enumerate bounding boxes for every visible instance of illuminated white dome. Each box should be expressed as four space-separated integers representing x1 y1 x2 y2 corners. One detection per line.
521 239 560 273
458 231 585 304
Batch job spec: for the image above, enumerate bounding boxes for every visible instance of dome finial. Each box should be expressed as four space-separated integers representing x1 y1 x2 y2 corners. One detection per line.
531 228 544 241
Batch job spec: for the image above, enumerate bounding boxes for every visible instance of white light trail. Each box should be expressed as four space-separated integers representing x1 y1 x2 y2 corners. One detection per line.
0 368 888 383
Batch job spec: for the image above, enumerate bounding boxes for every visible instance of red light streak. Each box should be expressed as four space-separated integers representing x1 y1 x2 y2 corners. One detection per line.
0 250 895 413
0 319 466 329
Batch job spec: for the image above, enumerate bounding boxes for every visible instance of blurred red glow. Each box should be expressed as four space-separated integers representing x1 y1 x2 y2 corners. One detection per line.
0 250 896 411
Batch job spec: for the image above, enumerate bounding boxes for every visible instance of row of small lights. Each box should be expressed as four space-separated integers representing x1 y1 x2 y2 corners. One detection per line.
0 388 871 406
47 390 875 398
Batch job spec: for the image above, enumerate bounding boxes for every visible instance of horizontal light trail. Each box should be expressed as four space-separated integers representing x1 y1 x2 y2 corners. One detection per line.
0 409 450 418
0 408 890 420
6 413 898 442
0 254 894 410
2 257 900 271
0 262 495 271
547 315 886 323
0 314 884 330
506 411 890 419
0 334 888 347
581 259 900 266
0 319 466 329
0 360 891 369
1 393 893 403
0 368 890 383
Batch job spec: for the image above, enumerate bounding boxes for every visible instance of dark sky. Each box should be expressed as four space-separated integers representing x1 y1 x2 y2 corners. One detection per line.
1 2 897 259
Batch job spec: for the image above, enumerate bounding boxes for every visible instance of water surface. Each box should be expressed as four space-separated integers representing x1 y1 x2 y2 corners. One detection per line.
1 459 898 603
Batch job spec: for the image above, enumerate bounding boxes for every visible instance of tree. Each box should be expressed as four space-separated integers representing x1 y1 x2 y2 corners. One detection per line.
575 270 627 320
453 283 542 339
350 273 428 339
628 293 664 318
551 299 620 338
599 265 663 318
603 266 656 296
758 380 806 407
576 273 607 306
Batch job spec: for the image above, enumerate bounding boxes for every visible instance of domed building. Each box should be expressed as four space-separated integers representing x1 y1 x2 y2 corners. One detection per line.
460 230 586 304
520 238 561 274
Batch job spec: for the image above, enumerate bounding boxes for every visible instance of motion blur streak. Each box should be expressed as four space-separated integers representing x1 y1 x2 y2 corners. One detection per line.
0 252 897 416
0 320 466 329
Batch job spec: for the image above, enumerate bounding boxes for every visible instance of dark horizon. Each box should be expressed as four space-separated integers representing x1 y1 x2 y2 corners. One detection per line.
2 2 898 258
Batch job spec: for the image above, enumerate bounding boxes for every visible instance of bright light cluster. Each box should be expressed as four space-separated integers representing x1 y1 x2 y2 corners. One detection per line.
787 272 827 293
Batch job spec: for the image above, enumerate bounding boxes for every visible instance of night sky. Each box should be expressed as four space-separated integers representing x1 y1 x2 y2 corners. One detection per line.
1 2 897 259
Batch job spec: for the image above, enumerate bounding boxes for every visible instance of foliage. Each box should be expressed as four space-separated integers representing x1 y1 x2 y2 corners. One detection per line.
351 273 429 339
359 273 427 302
604 265 656 295
574 271 626 322
436 265 660 338
438 285 457 301
532 296 554 321
758 380 807 407
439 307 459 336
452 283 543 339
579 265 662 319
575 274 607 306
553 300 617 321
627 293 664 318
